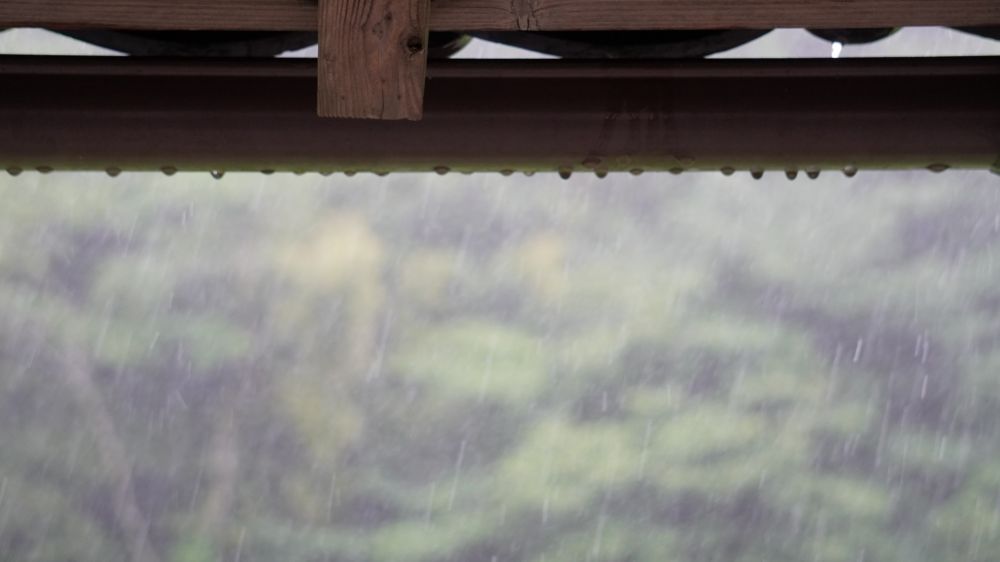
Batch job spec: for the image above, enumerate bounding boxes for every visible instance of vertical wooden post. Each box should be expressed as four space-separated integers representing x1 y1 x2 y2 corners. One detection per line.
318 0 431 120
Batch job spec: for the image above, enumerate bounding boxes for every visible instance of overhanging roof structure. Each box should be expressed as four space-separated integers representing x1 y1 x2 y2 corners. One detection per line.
1 0 998 174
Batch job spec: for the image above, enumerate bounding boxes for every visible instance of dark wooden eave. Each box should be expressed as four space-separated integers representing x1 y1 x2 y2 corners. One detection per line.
2 56 997 174
3 0 1000 120
2 0 998 31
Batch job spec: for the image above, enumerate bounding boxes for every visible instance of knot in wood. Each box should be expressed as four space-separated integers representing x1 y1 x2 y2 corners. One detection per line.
511 0 539 30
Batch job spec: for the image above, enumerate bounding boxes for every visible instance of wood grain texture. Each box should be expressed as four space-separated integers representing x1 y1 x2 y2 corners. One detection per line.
1 0 998 31
318 0 430 119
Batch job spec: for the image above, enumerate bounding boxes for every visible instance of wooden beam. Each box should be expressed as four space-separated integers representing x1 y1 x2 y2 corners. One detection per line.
3 56 999 173
1 0 998 32
318 0 430 119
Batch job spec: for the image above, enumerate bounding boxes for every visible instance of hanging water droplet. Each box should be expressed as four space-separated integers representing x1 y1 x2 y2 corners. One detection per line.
750 168 764 180
721 166 735 176
523 171 535 177
806 168 820 180
843 165 858 178
261 169 275 175
630 168 644 176
210 170 225 180
161 166 177 176
433 166 449 175
785 169 798 180
106 167 122 177
927 163 950 173
375 171 390 177
6 166 22 177
559 168 573 180
668 167 684 175
344 171 357 177
500 169 514 177
595 170 608 179
293 170 307 176
36 166 53 174
320 171 333 177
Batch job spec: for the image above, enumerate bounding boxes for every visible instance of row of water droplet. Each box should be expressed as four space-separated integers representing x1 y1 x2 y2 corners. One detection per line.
4 164 957 178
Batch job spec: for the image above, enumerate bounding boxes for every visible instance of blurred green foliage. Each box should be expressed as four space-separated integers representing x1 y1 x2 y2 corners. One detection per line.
0 171 998 562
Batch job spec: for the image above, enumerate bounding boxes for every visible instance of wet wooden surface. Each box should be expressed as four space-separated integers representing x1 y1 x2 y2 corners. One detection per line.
2 0 997 31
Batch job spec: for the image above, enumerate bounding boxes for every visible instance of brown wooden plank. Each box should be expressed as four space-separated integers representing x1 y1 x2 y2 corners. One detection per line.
317 0 430 119
1 0 998 32
4 56 999 172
